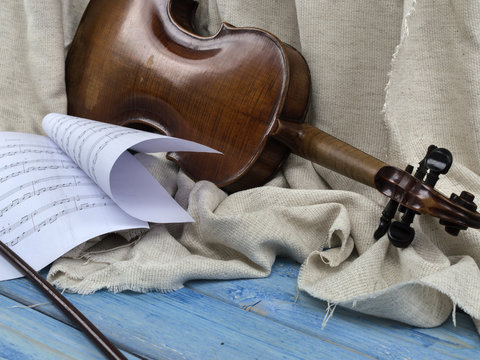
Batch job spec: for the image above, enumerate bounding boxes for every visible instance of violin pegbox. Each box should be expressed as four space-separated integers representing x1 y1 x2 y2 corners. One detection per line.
374 145 477 247
440 191 478 236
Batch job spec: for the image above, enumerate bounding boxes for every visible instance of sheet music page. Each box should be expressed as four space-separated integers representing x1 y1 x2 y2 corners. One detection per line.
42 113 220 223
0 132 148 280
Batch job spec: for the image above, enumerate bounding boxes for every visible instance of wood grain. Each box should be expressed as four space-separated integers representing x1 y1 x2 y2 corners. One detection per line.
0 276 359 359
0 260 478 359
65 0 480 230
188 259 480 360
273 120 387 187
0 293 136 359
66 0 309 192
0 241 126 360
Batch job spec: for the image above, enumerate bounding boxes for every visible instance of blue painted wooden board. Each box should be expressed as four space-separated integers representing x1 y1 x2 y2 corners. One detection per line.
0 276 361 359
0 293 137 359
187 259 480 359
0 258 477 359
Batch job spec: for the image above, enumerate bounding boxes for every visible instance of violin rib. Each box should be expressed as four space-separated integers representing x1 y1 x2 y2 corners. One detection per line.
66 0 480 230
67 0 309 191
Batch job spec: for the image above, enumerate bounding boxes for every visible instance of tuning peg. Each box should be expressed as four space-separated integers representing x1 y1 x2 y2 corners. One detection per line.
375 145 457 248
387 219 415 248
374 198 399 240
374 144 478 247
440 191 478 235
385 148 432 247
398 146 436 214
374 164 414 240
387 147 454 247
423 147 453 187
388 198 418 247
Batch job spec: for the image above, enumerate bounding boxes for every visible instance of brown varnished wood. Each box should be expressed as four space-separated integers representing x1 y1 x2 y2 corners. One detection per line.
0 241 126 360
67 0 303 192
66 0 480 229
273 120 387 188
375 167 480 229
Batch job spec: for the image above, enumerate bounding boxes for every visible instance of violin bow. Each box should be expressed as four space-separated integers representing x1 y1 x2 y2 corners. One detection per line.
0 241 126 360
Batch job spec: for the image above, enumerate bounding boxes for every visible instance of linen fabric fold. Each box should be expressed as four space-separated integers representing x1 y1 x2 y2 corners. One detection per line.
2 0 480 332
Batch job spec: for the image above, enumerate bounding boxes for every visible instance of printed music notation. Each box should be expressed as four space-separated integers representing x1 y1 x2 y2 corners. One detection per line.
0 113 217 280
0 175 92 217
0 130 148 280
2 194 114 247
1 158 72 171
42 113 218 223
39 110 218 223
0 146 63 158
0 137 122 248
46 115 138 182
0 160 78 184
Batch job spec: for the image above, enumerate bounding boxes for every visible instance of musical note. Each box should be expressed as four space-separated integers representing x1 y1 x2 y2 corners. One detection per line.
0 113 210 281
1 194 116 245
0 146 63 159
0 134 123 248
43 114 142 182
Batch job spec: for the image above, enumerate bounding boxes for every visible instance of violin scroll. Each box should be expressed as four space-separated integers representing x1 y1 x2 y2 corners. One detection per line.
65 0 480 246
440 191 478 236
375 145 479 247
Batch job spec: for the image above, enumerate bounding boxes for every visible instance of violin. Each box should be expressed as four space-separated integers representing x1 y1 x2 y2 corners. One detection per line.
65 0 480 246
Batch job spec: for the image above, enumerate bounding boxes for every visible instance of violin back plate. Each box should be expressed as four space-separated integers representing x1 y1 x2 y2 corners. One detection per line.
66 0 310 192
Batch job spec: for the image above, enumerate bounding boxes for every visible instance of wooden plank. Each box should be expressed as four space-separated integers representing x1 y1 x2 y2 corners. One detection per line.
0 275 365 359
0 292 137 359
186 258 480 360
1 258 478 359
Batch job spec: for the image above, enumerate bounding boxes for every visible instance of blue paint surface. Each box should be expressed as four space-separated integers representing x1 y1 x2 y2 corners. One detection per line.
0 258 477 359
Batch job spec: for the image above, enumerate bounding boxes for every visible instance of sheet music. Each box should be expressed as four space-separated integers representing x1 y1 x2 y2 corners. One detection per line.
42 113 220 223
0 132 148 280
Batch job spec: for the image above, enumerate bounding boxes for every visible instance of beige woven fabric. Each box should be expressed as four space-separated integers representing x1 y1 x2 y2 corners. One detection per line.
2 0 480 331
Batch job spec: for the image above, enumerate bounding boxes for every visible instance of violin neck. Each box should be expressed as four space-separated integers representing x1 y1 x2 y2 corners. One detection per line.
273 119 388 188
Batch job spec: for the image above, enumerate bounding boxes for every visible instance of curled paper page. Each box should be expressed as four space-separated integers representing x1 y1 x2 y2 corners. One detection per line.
0 114 220 280
0 132 148 280
42 113 221 223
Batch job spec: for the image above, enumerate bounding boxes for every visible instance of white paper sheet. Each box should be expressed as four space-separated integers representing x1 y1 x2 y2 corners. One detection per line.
0 132 148 280
42 113 220 222
0 113 220 280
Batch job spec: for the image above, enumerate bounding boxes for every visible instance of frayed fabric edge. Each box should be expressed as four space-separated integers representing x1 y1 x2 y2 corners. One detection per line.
383 0 417 113
48 277 185 295
300 277 478 331
382 0 418 160
321 301 338 330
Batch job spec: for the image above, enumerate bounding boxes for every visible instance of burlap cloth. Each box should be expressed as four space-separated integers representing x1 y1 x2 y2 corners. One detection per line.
2 0 480 332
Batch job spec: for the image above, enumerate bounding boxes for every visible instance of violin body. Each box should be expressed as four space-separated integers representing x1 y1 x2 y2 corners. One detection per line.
66 0 480 234
67 0 309 192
